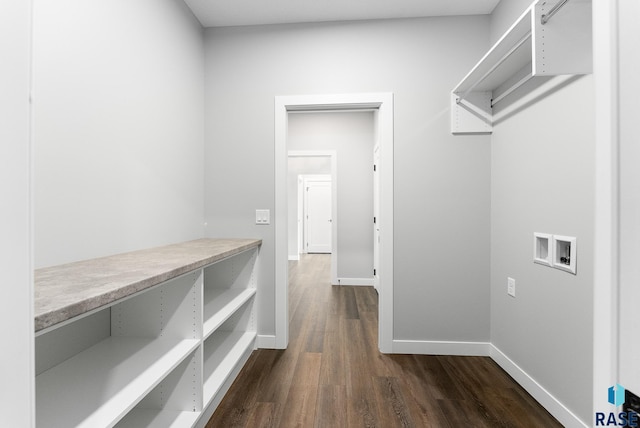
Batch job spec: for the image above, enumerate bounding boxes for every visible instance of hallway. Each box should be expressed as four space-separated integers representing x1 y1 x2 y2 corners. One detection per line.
207 254 562 427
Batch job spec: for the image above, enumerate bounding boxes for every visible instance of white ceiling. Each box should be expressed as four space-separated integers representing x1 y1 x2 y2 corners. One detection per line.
184 0 501 28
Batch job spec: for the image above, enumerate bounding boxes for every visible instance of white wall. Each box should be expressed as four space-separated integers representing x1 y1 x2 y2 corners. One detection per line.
489 0 595 424
32 0 205 268
489 0 533 44
203 16 492 341
0 1 34 425
288 112 374 280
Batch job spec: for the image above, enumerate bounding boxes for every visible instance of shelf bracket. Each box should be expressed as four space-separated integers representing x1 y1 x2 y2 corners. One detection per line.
451 92 492 134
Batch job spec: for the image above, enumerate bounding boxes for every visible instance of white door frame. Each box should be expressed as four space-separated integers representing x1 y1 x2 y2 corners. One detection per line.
373 145 380 293
592 0 616 409
275 93 394 352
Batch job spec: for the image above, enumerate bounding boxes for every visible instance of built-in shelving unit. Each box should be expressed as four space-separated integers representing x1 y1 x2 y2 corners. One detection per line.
451 0 592 134
34 239 260 428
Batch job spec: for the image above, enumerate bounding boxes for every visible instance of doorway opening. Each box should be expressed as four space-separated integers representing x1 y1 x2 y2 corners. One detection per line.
288 152 338 285
288 111 376 288
275 93 394 353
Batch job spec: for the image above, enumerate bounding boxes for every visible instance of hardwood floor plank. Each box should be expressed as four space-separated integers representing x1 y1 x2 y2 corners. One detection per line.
342 286 360 320
343 317 384 427
353 285 377 313
421 356 467 401
388 354 452 428
346 395 379 428
506 387 564 427
245 402 280 428
278 385 318 428
290 352 322 387
328 285 343 318
205 352 262 428
304 290 327 353
278 352 322 427
438 355 562 427
318 316 346 386
314 384 347 428
252 350 296 405
360 310 395 377
437 398 482 428
372 376 416 427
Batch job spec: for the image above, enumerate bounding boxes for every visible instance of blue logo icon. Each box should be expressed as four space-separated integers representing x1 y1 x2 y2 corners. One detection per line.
609 384 626 407
595 384 637 426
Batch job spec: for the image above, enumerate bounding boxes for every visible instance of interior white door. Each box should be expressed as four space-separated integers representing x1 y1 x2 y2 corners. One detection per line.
373 146 380 292
305 181 332 253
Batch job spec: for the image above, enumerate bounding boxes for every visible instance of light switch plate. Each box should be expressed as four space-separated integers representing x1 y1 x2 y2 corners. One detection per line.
255 209 270 225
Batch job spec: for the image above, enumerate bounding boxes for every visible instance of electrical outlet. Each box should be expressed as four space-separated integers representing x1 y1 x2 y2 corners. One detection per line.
507 277 516 297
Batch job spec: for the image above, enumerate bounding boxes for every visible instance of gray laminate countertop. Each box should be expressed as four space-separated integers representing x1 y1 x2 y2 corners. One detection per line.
34 238 261 333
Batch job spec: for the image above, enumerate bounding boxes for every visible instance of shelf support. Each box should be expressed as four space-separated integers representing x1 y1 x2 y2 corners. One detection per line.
541 0 570 25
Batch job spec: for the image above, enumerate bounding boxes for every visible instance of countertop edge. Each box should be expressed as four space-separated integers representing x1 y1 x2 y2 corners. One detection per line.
35 238 262 333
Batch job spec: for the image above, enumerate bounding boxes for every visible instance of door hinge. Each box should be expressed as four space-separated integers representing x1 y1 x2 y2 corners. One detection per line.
373 216 377 224
373 268 377 276
373 164 377 172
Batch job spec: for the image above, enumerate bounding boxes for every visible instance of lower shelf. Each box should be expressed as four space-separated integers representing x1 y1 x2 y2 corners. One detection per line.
36 336 200 428
203 288 256 340
203 331 256 406
115 408 200 428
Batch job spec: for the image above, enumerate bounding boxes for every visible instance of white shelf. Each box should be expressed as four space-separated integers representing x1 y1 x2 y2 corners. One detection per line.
454 6 533 95
115 408 200 428
451 0 592 134
203 331 256 406
36 336 200 428
203 288 256 340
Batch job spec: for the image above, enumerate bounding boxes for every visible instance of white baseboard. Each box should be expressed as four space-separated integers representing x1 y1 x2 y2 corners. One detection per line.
489 345 588 428
337 277 374 286
288 255 300 261
256 334 277 349
392 339 490 356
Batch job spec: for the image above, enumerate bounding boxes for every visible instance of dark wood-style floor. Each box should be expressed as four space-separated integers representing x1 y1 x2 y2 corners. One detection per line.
207 254 562 427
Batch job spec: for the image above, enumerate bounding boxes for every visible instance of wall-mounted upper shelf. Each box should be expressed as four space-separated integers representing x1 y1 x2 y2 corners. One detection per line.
451 0 592 134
